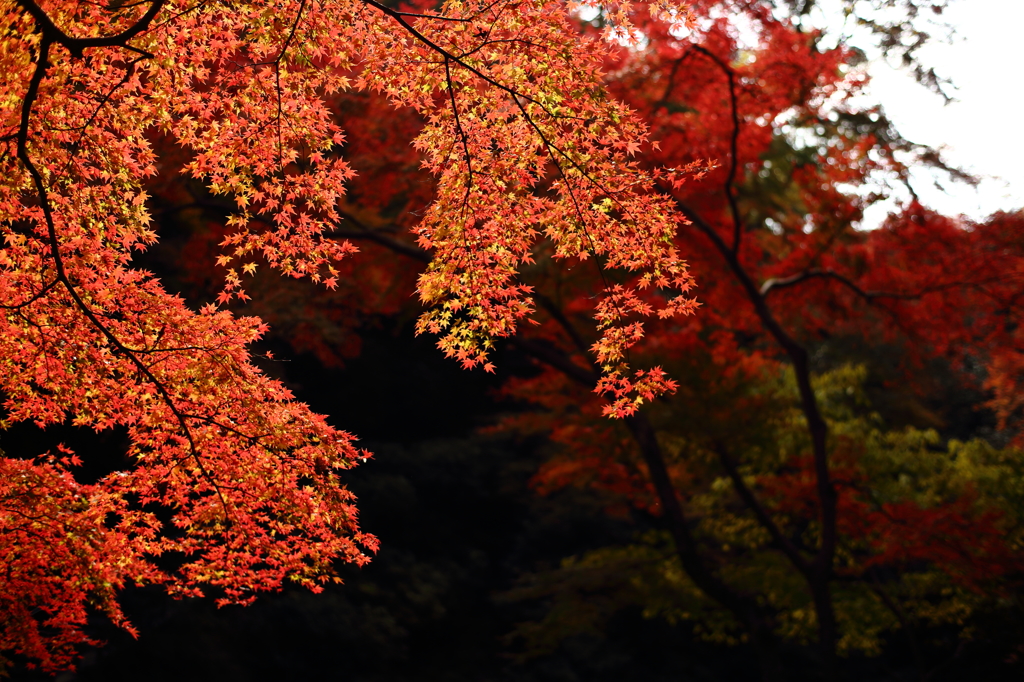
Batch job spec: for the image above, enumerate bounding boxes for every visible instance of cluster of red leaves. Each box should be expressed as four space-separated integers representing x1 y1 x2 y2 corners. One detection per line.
353 0 702 412
757 457 1022 592
601 1 1024 442
0 454 158 671
828 208 1024 440
748 204 1024 444
0 0 706 670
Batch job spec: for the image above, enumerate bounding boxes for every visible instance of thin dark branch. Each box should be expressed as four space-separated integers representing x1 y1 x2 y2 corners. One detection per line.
713 441 812 577
327 229 429 262
651 49 694 111
359 0 634 227
444 57 475 209
359 0 641 325
508 335 783 668
272 0 308 169
508 336 597 386
53 53 149 184
0 279 59 310
677 201 834 562
390 9 472 21
677 199 839 668
692 46 743 254
621 414 767 624
325 211 429 262
760 267 1009 301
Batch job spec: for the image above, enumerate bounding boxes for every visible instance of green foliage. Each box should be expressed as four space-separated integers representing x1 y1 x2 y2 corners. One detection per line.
507 365 1024 658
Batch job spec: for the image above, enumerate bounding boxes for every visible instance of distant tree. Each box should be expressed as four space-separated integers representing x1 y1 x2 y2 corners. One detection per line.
488 5 1024 680
241 2 1023 679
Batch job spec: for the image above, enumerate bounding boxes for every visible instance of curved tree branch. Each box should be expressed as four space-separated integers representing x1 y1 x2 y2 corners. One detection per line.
677 200 839 672
692 46 744 254
713 441 813 577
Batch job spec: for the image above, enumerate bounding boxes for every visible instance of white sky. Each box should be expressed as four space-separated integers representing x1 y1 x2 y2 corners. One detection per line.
587 0 1024 226
850 0 1024 226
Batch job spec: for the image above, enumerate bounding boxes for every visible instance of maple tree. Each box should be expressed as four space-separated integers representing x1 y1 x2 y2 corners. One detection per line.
0 0 703 672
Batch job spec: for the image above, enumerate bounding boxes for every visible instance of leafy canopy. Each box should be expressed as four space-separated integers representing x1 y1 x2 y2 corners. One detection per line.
0 0 698 670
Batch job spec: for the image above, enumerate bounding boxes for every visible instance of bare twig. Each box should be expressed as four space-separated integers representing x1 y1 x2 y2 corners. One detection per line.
692 46 744 254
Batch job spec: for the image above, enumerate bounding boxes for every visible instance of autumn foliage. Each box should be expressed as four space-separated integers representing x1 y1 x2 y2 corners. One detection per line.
488 2 1024 675
2 0 1023 677
0 0 707 671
